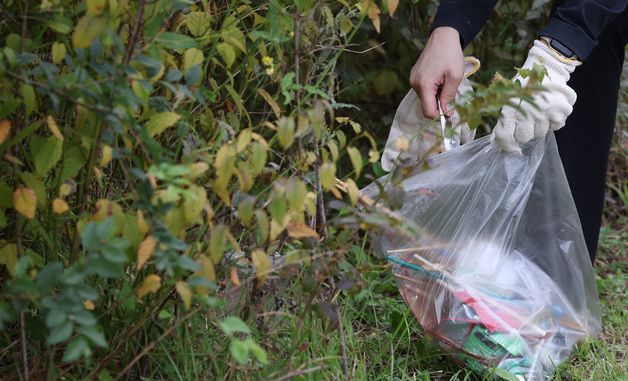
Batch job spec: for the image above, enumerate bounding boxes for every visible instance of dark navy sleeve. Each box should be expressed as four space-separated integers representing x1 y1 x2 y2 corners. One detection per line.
430 0 498 48
541 1 628 60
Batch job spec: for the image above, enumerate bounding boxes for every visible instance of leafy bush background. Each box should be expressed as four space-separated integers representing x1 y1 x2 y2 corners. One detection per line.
0 0 624 380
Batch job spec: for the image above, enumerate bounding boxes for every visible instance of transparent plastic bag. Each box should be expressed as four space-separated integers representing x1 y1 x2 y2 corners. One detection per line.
362 133 601 380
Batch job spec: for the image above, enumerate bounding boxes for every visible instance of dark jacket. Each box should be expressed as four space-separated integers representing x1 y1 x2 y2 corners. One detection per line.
431 0 628 60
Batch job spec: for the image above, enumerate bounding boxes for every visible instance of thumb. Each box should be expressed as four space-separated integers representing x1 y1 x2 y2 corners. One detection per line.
439 73 462 116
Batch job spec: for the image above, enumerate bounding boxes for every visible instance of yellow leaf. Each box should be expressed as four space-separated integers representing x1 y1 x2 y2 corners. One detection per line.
136 274 161 299
251 249 270 282
72 15 106 49
13 188 37 219
184 162 209 179
83 300 95 310
87 0 106 15
257 88 281 118
182 185 207 224
99 145 112 167
51 42 66 64
137 235 157 270
175 281 192 310
59 183 73 198
46 115 63 141
137 210 149 236
52 198 70 214
146 112 181 137
182 47 204 73
0 120 11 144
387 0 399 16
319 163 336 191
344 179 360 206
0 244 18 277
359 0 381 33
287 222 319 239
236 129 252 153
347 146 363 178
277 117 295 149
198 256 216 282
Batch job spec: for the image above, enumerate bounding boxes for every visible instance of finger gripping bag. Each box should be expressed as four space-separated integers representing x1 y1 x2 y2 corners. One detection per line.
362 133 601 380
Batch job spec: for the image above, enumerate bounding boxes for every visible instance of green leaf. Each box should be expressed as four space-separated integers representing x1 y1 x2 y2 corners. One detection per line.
185 12 212 37
221 26 246 53
277 117 295 149
48 320 74 344
155 32 198 49
62 336 89 362
219 316 251 336
0 180 13 208
245 337 268 364
216 43 236 69
183 48 204 74
20 84 36 117
20 172 47 207
79 325 108 347
286 179 307 212
86 0 107 16
59 145 87 182
146 112 181 137
31 135 63 175
45 309 67 328
51 42 66 64
229 339 249 365
208 224 227 263
72 15 106 49
48 19 72 34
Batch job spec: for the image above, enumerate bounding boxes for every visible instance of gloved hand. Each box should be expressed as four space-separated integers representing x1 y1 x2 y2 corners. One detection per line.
381 57 479 172
492 39 581 153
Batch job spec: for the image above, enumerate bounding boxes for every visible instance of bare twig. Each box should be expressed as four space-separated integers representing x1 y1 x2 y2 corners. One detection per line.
20 310 29 381
123 0 148 65
270 365 327 381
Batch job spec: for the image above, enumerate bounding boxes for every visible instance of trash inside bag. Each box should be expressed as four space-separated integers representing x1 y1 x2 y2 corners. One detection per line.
362 133 601 380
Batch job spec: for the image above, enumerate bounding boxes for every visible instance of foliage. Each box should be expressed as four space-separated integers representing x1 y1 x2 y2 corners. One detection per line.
0 0 623 380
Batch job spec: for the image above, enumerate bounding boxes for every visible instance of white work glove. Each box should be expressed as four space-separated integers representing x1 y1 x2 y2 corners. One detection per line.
381 58 479 172
492 40 581 153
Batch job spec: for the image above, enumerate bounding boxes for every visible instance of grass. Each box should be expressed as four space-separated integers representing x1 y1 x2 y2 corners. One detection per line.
132 221 625 381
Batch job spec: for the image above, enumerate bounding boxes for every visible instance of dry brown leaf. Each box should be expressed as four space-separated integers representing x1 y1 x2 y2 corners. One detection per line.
52 198 70 214
287 222 319 239
387 0 399 17
83 300 95 310
0 120 11 144
137 236 157 270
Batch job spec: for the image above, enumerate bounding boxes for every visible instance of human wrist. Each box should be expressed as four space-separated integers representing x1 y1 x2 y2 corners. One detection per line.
431 27 462 48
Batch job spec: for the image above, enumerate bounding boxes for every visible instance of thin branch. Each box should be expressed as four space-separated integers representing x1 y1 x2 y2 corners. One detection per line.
20 310 29 381
270 365 327 381
123 0 148 65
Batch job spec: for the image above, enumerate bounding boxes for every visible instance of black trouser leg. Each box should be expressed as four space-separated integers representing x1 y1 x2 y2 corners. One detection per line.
555 10 628 263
